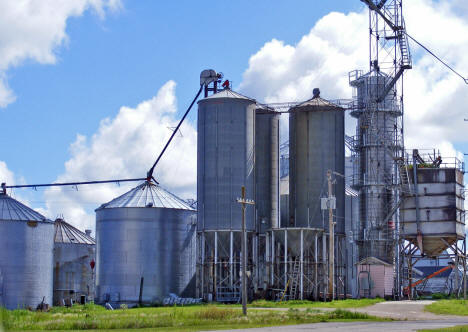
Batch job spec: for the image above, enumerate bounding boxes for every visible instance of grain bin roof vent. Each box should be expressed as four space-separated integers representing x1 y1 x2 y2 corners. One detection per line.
97 181 195 211
312 88 320 98
54 218 95 245
0 193 50 222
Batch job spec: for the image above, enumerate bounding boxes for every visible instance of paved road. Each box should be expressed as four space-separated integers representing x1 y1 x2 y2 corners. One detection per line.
206 300 468 332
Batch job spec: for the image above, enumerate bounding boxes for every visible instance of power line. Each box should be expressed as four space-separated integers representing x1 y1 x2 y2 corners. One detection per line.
406 31 468 85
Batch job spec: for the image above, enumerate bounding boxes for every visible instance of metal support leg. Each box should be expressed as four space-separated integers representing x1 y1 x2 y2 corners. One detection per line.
214 231 218 300
323 233 327 300
230 231 233 287
284 230 288 290
300 229 304 300
315 233 318 300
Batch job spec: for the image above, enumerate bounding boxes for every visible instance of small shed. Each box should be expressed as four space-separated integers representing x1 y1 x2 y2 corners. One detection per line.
357 257 393 298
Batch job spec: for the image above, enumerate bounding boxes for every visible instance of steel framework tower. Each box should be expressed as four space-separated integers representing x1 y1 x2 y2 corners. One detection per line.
349 0 412 266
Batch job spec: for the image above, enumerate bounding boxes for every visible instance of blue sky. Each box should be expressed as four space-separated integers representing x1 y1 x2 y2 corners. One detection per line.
1 0 467 229
1 0 361 184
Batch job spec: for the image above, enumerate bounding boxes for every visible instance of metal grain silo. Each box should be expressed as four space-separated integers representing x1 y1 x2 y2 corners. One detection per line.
255 104 279 232
197 89 256 231
289 89 345 233
197 88 257 302
95 181 196 305
53 218 95 305
0 192 54 309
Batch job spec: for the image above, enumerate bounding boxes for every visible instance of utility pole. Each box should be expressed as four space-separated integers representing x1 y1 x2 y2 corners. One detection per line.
237 186 254 316
327 170 335 300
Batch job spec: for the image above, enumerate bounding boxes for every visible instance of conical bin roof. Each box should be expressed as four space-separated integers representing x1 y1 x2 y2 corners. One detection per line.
96 181 195 211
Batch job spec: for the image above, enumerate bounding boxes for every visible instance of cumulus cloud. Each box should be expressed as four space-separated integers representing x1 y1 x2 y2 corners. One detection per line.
0 161 15 186
239 0 468 158
0 0 121 108
42 81 197 231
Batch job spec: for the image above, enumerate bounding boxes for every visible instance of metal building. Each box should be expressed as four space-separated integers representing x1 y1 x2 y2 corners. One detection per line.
196 88 257 302
0 191 54 309
95 180 196 306
268 89 347 300
53 218 95 305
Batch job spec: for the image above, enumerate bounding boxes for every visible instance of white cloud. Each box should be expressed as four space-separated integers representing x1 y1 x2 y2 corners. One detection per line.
239 0 468 158
42 81 197 231
0 0 121 108
0 161 15 186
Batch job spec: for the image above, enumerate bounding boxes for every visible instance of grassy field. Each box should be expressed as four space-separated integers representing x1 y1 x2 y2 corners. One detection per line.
0 302 386 331
425 300 468 316
246 298 384 308
419 326 468 332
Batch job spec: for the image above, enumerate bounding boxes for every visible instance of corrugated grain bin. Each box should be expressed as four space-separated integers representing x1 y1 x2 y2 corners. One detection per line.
255 104 280 231
197 89 256 232
53 218 95 305
289 89 345 232
95 181 196 305
0 192 54 309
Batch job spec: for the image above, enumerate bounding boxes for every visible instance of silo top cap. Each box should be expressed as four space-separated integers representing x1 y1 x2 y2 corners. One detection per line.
0 193 51 222
290 94 343 112
198 89 256 103
96 181 195 211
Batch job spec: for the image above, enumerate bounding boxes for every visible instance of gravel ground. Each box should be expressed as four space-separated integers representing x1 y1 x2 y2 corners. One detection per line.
207 300 468 332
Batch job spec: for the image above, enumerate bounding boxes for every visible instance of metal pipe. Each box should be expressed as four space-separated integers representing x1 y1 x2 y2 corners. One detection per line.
4 177 146 189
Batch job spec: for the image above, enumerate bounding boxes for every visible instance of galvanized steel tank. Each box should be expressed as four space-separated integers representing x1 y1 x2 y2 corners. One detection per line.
95 181 196 305
197 89 256 231
53 218 95 305
350 71 401 262
0 192 54 309
289 89 345 233
255 104 280 231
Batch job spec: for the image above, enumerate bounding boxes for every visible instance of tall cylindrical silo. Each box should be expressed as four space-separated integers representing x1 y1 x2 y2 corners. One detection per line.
255 104 280 232
197 89 256 231
53 218 95 305
289 90 345 233
95 181 196 305
0 192 54 309
350 71 400 262
197 88 257 302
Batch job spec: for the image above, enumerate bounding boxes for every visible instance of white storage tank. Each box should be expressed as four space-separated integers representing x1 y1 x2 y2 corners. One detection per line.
95 180 196 305
0 191 54 309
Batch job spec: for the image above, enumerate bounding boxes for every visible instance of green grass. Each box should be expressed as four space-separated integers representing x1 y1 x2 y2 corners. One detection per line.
0 303 386 331
425 300 468 316
247 298 385 308
419 325 468 332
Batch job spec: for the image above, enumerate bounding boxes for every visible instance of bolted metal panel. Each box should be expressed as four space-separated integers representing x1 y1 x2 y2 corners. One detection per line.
255 105 280 231
0 193 54 310
197 89 256 231
289 95 345 233
53 218 96 305
95 182 197 305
